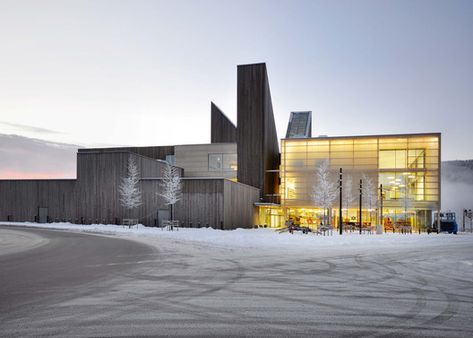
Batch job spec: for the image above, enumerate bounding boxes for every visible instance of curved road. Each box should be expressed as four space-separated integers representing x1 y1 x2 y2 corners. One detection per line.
1 225 472 337
0 226 153 322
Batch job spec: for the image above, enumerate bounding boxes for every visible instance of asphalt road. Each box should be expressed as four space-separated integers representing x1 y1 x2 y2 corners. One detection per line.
1 226 472 337
0 226 154 328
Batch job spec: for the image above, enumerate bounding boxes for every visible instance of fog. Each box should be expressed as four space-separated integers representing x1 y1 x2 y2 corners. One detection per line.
442 161 473 228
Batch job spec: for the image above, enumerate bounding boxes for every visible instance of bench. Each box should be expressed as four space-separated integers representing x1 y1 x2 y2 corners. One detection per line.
122 218 138 228
162 220 180 231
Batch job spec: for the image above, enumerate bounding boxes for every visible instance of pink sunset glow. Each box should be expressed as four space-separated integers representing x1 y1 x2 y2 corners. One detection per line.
0 170 75 180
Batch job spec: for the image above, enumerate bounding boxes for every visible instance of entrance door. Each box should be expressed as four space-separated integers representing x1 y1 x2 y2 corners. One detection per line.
38 207 48 223
158 209 170 227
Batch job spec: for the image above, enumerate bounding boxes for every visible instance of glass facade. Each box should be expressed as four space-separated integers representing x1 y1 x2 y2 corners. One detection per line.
262 134 441 232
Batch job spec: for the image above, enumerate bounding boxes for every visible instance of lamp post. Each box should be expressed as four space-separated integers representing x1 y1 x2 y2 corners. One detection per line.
339 168 343 235
359 178 363 235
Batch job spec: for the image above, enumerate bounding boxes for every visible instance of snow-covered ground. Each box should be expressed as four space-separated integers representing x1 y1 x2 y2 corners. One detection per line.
2 221 473 336
3 221 472 253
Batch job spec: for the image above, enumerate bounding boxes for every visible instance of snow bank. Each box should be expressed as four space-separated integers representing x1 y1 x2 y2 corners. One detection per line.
2 221 471 251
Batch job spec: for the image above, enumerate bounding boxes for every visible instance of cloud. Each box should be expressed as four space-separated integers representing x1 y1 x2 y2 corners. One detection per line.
0 134 79 179
0 121 63 135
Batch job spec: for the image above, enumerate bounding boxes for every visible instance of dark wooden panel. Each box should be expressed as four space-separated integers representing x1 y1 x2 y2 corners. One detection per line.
174 179 224 228
237 63 280 197
223 180 259 229
211 102 237 143
78 146 174 161
0 180 76 222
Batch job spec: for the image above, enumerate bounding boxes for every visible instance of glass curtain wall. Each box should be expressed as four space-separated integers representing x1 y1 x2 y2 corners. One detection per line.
279 134 440 232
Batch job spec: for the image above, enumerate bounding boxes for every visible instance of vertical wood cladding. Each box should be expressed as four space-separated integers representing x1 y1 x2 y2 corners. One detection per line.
78 146 174 161
75 151 170 224
223 180 259 229
237 63 280 197
0 151 258 229
0 180 76 222
174 178 259 229
211 102 237 143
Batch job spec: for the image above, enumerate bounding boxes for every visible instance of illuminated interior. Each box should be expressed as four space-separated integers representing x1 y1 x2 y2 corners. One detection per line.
262 134 440 232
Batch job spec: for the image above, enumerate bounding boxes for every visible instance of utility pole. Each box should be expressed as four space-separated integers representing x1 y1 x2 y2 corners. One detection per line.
359 178 363 235
339 168 343 235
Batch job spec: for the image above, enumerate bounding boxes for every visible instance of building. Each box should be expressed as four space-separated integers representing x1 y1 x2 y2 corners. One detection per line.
258 132 441 232
0 63 441 231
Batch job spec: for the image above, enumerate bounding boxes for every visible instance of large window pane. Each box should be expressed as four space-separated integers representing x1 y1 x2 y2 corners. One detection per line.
209 154 222 171
379 150 396 168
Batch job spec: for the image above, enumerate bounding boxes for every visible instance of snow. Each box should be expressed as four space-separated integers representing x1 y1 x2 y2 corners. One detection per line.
3 221 472 252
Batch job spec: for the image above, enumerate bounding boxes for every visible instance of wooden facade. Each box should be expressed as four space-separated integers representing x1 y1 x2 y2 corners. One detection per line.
78 146 175 161
211 102 237 143
237 63 280 197
0 62 284 229
0 150 259 229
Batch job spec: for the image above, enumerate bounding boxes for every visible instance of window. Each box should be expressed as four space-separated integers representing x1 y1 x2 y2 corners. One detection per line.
209 154 223 171
209 153 237 171
223 153 237 171
379 150 407 169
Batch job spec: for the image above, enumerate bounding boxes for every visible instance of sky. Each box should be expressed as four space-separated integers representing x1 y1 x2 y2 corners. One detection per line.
0 0 472 178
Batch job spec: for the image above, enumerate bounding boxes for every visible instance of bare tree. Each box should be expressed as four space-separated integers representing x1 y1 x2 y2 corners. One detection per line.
342 174 355 222
119 157 142 215
362 173 378 224
159 164 182 221
311 160 337 225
